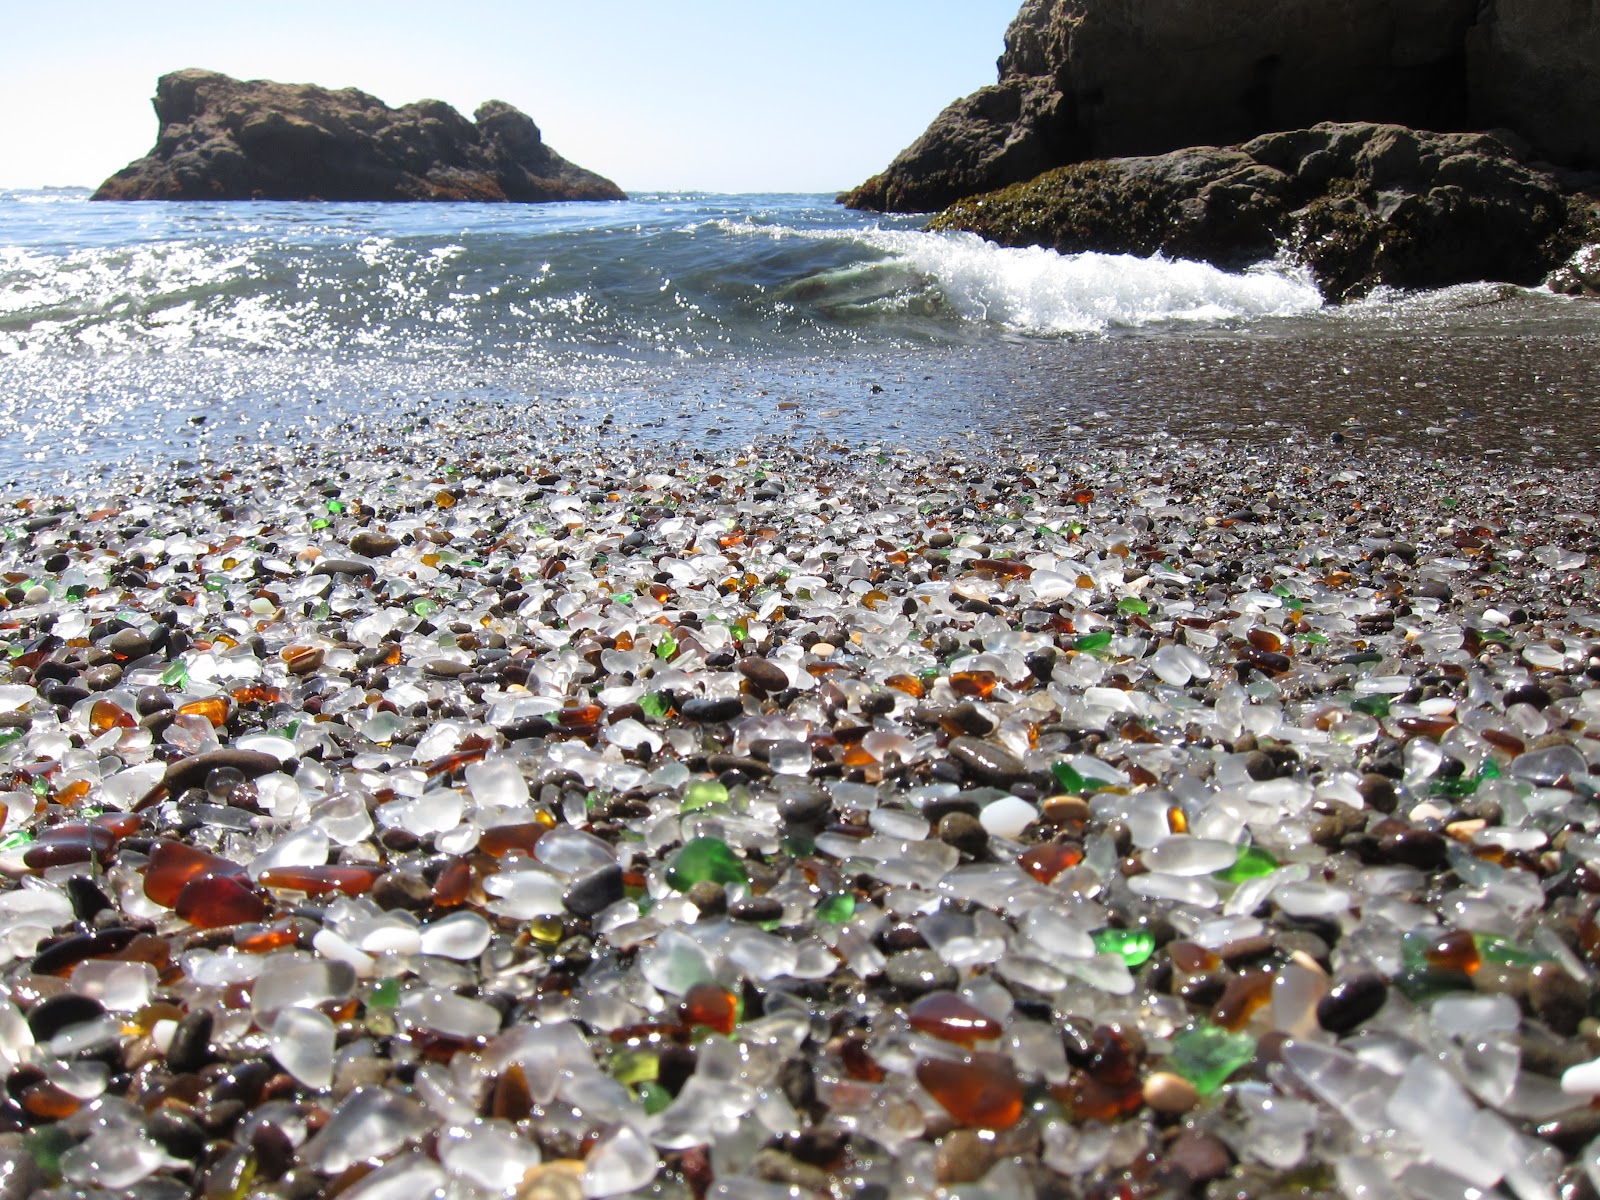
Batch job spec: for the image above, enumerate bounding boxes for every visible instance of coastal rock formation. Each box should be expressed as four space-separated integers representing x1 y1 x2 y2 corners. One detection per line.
928 124 1596 301
842 0 1598 214
93 70 624 203
1468 0 1600 170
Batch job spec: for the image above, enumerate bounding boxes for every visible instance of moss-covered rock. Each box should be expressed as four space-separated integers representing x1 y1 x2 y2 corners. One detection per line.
928 123 1595 301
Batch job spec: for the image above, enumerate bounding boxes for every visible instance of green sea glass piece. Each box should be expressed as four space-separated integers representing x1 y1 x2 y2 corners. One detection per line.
682 780 728 812
655 631 677 660
640 692 671 719
1051 761 1111 795
161 660 189 687
1073 630 1113 652
369 978 400 1009
1352 695 1390 718
1117 597 1149 615
817 893 856 924
1216 845 1277 882
0 829 34 850
665 837 748 892
1168 1024 1256 1095
638 1081 673 1115
1093 927 1155 966
24 1125 74 1182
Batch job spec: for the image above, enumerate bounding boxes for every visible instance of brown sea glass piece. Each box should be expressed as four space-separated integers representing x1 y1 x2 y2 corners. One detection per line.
478 823 548 858
680 981 739 1036
89 699 136 735
175 873 268 929
1017 842 1083 884
178 696 231 728
949 671 998 699
23 822 118 869
144 841 243 907
1212 971 1275 1031
915 1053 1024 1129
430 857 473 906
884 673 925 698
258 865 381 897
907 993 1002 1048
1423 930 1481 975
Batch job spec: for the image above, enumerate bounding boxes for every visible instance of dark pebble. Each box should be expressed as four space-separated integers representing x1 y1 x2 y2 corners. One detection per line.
564 864 625 918
1358 773 1398 813
148 1109 207 1160
1377 827 1447 869
883 948 958 995
137 686 174 716
106 628 154 659
1165 1131 1232 1183
26 993 105 1041
729 896 784 924
738 657 789 693
680 695 744 723
162 749 284 795
1528 962 1589 1036
349 531 401 557
166 1008 215 1073
947 735 1025 784
311 558 376 577
81 663 122 691
936 811 989 856
685 880 727 916
1316 975 1388 1033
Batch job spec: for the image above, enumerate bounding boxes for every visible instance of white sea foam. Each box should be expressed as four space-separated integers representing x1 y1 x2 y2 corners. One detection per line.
746 223 1325 332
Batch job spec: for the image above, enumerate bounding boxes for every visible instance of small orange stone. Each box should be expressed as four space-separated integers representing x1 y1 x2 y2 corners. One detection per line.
431 857 473 906
144 841 241 908
1017 842 1084 885
177 696 231 728
916 1053 1024 1129
89 699 136 735
478 823 548 858
1211 970 1275 1031
680 981 739 1035
175 873 269 929
949 670 999 699
907 993 1003 1048
258 865 382 897
884 673 925 699
1423 929 1481 975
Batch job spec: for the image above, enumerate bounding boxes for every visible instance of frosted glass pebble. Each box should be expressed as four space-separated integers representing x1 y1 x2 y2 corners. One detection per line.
68 960 156 1011
60 1128 165 1189
535 827 618 875
483 869 566 919
1143 836 1237 876
465 757 529 808
439 1119 541 1191
1274 882 1352 918
357 922 424 956
272 1006 335 1090
1127 872 1218 907
768 740 813 776
252 958 355 1017
341 1153 448 1200
98 762 166 810
869 807 931 840
312 928 377 974
419 911 491 960
1562 1057 1600 1095
979 796 1038 839
399 990 502 1039
583 1124 657 1197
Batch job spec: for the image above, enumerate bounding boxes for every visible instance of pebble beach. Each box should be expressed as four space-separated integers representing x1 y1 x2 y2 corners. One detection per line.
2 400 1599 1200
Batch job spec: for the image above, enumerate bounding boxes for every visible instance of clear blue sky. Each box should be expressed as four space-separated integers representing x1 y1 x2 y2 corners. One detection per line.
0 0 1021 193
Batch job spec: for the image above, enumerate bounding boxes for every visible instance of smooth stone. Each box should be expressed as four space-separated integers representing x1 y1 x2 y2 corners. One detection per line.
680 696 744 723
1143 1070 1200 1115
166 1009 215 1074
1528 962 1589 1036
82 663 123 691
947 736 1026 784
311 558 376 577
936 1128 1002 1184
1316 974 1388 1034
884 949 959 995
161 749 284 796
107 628 154 658
349 530 401 557
937 811 989 856
27 993 106 1040
563 865 624 918
738 658 789 693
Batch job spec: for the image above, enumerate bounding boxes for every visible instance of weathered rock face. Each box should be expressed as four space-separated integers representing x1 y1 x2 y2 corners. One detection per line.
842 0 1598 214
928 124 1597 301
1468 0 1600 170
93 70 625 203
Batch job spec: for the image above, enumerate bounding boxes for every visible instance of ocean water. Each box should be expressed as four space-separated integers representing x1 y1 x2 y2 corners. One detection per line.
1 188 1597 483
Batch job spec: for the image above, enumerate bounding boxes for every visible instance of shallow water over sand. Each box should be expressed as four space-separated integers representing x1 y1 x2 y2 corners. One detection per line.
0 190 1595 484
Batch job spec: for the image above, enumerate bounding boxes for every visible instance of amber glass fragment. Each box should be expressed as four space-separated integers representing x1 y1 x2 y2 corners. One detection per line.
431 857 472 906
949 671 998 699
680 982 739 1036
907 993 1002 1048
916 1053 1024 1129
177 697 231 728
884 674 924 699
1017 842 1083 885
1212 971 1275 1031
478 823 548 858
1423 930 1481 975
258 865 381 897
144 841 241 907
89 700 136 735
175 873 268 929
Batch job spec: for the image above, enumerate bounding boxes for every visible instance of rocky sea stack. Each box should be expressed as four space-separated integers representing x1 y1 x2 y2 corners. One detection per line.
93 69 625 203
842 0 1600 215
